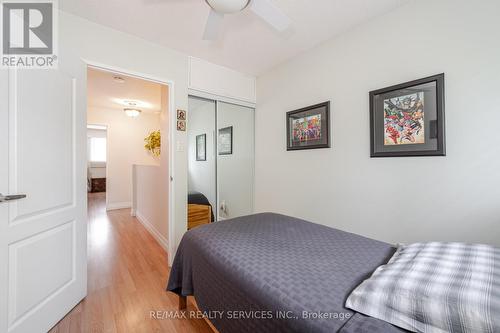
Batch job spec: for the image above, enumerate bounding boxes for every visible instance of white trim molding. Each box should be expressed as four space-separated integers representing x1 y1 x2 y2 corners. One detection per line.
188 88 256 109
135 211 169 252
106 202 132 211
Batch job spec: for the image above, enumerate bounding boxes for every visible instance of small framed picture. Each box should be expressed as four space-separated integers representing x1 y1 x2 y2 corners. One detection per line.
177 120 186 131
370 74 445 157
218 126 233 155
286 102 330 151
177 109 186 120
196 134 206 161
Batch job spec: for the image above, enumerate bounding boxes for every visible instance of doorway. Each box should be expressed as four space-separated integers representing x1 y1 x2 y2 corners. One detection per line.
87 63 175 256
47 63 189 332
86 66 168 212
87 124 107 194
0 56 180 332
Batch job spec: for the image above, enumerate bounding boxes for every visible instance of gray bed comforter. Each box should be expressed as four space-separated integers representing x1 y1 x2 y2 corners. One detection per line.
167 213 407 333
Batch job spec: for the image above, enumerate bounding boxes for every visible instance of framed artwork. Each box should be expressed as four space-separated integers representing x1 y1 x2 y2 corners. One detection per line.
286 101 330 151
177 109 186 120
370 74 445 157
218 126 233 155
176 120 186 131
196 134 206 161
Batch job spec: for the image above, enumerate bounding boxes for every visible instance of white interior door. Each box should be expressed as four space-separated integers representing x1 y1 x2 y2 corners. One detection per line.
0 52 87 332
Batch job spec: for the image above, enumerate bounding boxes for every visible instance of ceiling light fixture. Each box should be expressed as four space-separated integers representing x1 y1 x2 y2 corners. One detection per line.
205 0 250 14
124 108 142 118
113 76 125 83
113 99 153 109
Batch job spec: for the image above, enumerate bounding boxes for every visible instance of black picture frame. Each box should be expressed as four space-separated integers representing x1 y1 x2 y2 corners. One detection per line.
369 74 446 157
196 134 206 161
218 126 233 155
286 101 331 151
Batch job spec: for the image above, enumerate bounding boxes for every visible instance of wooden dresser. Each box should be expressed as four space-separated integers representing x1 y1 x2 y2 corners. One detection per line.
91 178 106 193
188 204 212 230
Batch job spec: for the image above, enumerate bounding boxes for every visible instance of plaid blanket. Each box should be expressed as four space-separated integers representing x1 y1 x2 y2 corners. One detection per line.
345 242 500 333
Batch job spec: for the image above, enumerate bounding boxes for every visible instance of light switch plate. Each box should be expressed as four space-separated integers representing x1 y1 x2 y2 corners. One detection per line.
176 141 184 152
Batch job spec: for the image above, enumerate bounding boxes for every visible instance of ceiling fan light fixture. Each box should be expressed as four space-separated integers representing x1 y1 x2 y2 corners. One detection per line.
202 0 291 41
124 108 142 118
205 0 250 14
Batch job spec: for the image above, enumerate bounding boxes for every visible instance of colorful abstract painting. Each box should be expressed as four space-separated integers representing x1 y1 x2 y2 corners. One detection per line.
384 92 425 145
292 114 322 142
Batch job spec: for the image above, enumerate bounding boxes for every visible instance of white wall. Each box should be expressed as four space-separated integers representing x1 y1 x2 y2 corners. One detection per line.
59 11 255 260
87 107 160 209
188 97 217 210
255 0 500 246
131 87 170 247
132 165 168 250
59 10 187 258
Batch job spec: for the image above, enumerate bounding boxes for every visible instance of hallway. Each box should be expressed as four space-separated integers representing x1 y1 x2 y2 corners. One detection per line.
50 193 211 333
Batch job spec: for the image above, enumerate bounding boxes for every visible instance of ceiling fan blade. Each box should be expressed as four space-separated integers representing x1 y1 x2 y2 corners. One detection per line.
203 9 224 40
250 0 291 32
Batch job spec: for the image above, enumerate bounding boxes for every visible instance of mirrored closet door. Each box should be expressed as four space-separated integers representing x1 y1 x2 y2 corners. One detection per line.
187 96 254 228
187 97 217 227
217 102 254 220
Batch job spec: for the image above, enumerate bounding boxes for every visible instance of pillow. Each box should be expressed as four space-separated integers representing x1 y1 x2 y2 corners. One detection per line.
345 242 500 333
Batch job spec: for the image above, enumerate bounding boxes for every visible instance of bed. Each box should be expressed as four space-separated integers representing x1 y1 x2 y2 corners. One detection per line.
188 191 214 230
167 213 408 333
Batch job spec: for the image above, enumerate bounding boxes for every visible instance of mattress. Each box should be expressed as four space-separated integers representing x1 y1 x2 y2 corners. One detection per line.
167 213 407 333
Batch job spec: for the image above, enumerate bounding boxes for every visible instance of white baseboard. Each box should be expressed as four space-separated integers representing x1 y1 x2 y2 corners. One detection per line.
106 201 132 211
135 210 169 252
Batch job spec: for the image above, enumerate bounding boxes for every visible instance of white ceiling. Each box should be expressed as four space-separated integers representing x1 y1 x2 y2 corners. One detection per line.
87 67 163 113
62 0 409 76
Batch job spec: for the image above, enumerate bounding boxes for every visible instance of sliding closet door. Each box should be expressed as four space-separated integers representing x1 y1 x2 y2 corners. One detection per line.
187 97 217 216
217 102 255 219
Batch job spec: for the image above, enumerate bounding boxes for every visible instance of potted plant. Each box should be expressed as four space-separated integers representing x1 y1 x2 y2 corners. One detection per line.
144 130 161 157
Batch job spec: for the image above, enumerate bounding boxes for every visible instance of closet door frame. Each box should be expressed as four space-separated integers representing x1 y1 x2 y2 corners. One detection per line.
188 91 256 221
187 95 218 221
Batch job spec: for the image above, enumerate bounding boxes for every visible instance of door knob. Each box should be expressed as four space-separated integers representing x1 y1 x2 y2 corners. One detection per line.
0 193 27 202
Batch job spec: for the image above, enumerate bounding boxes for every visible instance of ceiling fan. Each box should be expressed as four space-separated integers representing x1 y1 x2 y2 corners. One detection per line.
203 0 291 40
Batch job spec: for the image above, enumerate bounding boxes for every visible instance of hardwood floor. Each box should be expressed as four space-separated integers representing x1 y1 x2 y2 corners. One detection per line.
50 192 212 333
